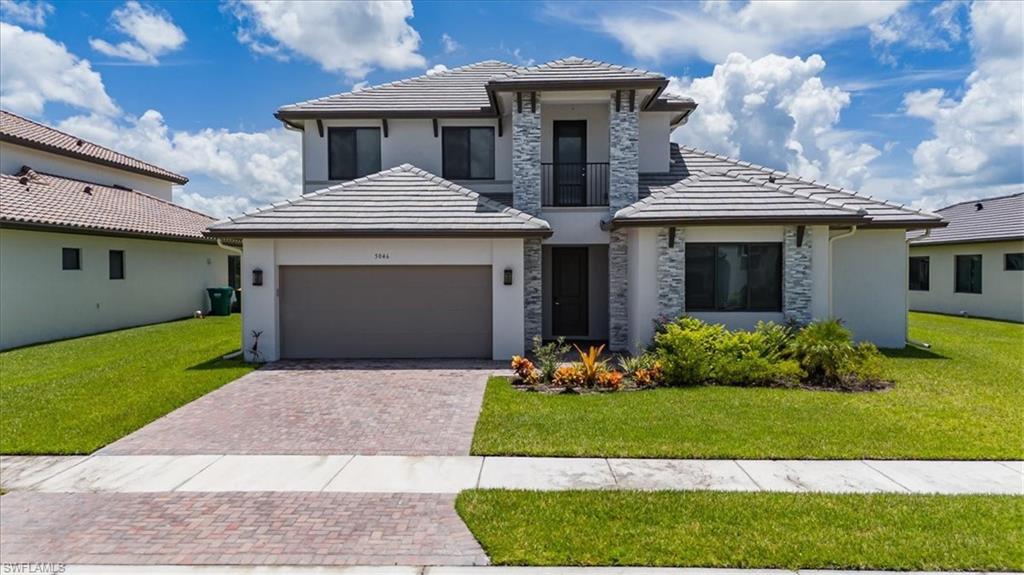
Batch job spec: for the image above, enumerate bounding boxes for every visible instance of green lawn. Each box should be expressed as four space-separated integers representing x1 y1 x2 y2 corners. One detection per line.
1 316 252 454
472 312 1024 459
457 490 1023 570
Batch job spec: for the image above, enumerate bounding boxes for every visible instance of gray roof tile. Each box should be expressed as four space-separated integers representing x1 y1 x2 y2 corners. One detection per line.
207 165 551 237
0 109 187 184
487 57 665 87
277 61 517 117
626 144 944 227
909 193 1022 245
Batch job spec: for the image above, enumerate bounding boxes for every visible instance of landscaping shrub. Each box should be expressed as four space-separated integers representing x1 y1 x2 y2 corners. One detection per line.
511 355 540 385
789 320 888 389
531 335 569 382
552 364 586 388
653 317 799 387
573 344 607 386
596 370 624 390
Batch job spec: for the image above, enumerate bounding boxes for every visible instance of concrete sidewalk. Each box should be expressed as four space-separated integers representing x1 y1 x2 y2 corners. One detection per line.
3 454 1021 495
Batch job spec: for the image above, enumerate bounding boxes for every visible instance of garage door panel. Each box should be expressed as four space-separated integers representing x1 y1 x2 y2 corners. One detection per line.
279 265 492 359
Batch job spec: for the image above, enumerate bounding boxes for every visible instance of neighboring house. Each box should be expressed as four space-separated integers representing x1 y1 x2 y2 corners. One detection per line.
207 58 945 361
0 110 233 350
908 193 1023 323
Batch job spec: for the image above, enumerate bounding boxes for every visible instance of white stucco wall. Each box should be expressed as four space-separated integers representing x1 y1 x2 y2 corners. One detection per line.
240 237 526 362
301 117 513 196
638 112 672 173
627 227 658 352
908 239 1024 322
539 208 610 244
0 142 175 201
0 229 228 350
831 229 907 347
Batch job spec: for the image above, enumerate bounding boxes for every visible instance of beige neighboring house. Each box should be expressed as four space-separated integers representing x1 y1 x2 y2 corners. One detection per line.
0 110 235 350
908 193 1023 323
206 57 946 362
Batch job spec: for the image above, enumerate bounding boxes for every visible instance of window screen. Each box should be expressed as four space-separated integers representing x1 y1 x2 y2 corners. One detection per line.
955 254 982 293
109 250 125 280
909 256 929 290
442 127 495 180
62 247 81 270
328 127 381 180
685 243 782 311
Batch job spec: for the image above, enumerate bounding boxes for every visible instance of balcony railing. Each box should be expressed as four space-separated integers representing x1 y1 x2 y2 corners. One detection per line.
541 162 609 207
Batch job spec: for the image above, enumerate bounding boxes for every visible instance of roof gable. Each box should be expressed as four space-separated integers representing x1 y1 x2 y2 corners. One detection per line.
486 57 666 90
0 110 187 184
910 193 1022 245
207 164 551 238
0 169 214 240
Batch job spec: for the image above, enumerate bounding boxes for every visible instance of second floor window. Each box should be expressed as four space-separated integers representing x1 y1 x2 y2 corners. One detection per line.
443 127 495 180
908 256 929 291
328 127 381 180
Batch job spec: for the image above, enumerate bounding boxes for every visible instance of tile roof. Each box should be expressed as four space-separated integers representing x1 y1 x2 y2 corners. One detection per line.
276 58 684 119
207 164 551 238
0 110 187 184
0 169 215 241
624 144 944 228
616 169 867 225
276 61 518 118
909 192 1022 245
486 57 666 88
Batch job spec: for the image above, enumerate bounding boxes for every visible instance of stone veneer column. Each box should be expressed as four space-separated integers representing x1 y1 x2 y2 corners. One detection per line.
513 95 543 347
783 225 813 324
657 226 685 320
607 96 639 351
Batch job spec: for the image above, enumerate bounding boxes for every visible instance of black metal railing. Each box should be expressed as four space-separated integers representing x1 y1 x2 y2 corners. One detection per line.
541 162 609 207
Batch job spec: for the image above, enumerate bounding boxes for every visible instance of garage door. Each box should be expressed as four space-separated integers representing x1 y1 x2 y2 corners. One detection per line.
279 265 492 359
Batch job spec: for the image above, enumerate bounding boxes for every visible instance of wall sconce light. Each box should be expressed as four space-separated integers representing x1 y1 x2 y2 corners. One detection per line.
503 267 514 286
252 268 263 286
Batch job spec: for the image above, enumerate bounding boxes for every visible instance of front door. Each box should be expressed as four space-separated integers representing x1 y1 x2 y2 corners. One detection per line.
553 121 587 206
552 247 589 336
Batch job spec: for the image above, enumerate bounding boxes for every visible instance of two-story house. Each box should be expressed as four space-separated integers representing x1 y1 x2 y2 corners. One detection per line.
207 58 945 361
0 109 233 349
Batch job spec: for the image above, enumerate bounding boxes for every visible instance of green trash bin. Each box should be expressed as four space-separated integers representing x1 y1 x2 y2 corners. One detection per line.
206 287 234 316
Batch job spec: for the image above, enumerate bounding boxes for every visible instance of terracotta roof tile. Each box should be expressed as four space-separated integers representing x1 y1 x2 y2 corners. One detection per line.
0 169 214 241
0 110 187 184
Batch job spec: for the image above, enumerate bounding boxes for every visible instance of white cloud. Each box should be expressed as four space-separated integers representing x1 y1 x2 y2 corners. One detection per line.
441 32 459 54
586 1 905 63
425 64 448 76
668 52 879 190
228 0 426 79
0 22 119 116
89 1 186 65
869 0 967 65
57 110 302 218
902 0 1023 207
0 0 52 27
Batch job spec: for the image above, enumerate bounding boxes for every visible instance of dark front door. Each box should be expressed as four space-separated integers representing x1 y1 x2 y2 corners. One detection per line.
552 247 589 336
553 121 587 206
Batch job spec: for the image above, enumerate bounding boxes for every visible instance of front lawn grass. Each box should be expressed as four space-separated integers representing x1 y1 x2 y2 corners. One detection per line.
1 316 252 454
457 490 1023 571
472 312 1023 459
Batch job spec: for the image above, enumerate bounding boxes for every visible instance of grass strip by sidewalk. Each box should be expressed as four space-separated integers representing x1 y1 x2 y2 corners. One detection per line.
457 489 1024 571
1 316 252 454
471 312 1024 459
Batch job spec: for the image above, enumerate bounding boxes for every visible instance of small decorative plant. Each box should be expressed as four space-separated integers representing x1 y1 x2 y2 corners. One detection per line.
510 355 539 385
552 363 586 388
573 344 607 386
596 369 624 391
531 335 569 382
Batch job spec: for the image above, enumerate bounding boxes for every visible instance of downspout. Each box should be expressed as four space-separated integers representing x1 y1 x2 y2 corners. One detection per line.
217 238 243 255
215 238 245 360
827 226 857 318
905 229 932 348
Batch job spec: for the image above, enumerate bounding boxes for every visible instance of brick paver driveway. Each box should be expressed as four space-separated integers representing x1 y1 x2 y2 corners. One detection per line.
101 359 499 456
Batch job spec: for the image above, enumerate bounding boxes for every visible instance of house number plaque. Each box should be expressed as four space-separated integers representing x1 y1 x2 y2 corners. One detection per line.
374 252 390 260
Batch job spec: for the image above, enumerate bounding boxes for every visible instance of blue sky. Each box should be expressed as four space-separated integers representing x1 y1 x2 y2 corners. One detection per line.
1 1 1020 217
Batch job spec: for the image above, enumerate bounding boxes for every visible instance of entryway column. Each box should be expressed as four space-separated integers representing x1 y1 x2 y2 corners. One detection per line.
513 92 543 346
657 226 685 320
608 93 639 351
